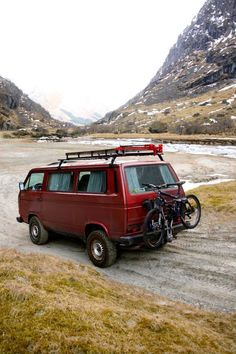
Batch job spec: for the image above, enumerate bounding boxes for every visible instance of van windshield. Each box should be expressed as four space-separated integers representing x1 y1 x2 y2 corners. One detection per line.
125 164 176 194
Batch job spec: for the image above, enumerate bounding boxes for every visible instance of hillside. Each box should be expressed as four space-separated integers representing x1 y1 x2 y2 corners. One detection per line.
0 76 70 134
96 0 236 135
0 248 235 354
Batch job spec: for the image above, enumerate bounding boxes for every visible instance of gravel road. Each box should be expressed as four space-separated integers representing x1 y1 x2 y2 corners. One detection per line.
0 139 235 312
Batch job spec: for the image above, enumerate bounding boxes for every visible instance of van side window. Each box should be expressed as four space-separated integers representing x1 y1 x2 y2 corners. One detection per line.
25 172 44 191
47 172 74 192
77 171 106 193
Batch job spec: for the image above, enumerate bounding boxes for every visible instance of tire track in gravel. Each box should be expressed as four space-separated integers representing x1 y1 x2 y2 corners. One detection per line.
102 216 236 312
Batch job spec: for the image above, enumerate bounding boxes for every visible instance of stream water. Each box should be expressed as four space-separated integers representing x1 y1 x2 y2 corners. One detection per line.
65 137 236 159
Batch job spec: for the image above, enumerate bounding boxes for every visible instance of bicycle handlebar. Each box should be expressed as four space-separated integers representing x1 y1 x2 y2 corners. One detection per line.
166 181 185 187
142 181 186 201
142 181 185 190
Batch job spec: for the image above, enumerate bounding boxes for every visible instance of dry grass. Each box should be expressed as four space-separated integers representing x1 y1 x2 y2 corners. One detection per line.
88 132 236 141
189 180 236 214
0 249 235 353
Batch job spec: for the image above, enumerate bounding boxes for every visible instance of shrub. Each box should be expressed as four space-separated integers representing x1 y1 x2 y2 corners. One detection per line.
55 128 68 138
31 127 49 138
149 121 168 133
13 130 30 137
2 133 13 138
70 127 87 137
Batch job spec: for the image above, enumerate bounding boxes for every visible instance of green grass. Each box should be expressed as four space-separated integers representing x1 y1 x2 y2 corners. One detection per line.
0 249 235 353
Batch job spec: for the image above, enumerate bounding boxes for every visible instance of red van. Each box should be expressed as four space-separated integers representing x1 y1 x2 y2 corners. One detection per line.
17 144 186 267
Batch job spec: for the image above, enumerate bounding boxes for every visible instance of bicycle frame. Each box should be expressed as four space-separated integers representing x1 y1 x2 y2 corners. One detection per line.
143 181 201 248
143 182 186 241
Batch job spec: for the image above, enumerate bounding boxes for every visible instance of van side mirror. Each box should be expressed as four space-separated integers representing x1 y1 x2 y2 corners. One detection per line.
19 182 25 191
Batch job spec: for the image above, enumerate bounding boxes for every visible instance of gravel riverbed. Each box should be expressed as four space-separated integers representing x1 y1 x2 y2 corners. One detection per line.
0 138 235 312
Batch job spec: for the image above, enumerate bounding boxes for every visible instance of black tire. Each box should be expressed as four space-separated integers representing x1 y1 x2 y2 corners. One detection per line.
29 216 49 245
87 230 117 268
181 194 201 229
143 208 164 249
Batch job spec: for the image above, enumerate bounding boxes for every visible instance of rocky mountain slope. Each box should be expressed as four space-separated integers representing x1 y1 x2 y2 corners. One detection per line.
97 0 236 135
0 76 69 133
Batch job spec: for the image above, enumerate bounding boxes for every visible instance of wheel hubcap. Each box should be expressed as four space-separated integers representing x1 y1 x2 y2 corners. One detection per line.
91 240 104 260
31 224 39 239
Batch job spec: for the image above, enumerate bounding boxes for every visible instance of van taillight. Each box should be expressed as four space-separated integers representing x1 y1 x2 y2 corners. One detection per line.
127 224 142 233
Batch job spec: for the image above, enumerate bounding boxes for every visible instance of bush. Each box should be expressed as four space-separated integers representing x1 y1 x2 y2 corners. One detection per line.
13 130 30 137
55 128 68 138
69 127 87 137
149 121 168 133
31 127 49 138
2 133 13 139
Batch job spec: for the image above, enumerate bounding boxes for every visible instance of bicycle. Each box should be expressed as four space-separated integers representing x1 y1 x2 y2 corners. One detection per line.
142 181 201 249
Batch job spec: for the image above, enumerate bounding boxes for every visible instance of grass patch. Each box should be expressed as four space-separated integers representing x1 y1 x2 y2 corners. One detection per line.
0 249 235 353
87 132 236 142
189 180 236 214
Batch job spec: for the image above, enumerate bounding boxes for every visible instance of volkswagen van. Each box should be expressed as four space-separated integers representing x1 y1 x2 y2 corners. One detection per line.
17 144 185 267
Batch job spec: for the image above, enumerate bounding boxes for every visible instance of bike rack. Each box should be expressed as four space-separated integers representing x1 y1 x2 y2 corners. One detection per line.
56 144 164 168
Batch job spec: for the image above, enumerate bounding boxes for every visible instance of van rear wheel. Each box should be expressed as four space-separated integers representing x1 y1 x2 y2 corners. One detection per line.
87 230 117 268
29 216 49 245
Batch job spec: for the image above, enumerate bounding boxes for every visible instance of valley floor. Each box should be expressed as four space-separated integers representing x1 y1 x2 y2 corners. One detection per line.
0 138 236 311
87 132 236 145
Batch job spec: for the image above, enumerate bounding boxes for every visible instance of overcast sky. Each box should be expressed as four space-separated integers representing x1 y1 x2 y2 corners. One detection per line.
0 0 206 115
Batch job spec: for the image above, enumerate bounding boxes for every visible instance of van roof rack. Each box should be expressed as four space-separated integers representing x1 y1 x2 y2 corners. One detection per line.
57 144 163 167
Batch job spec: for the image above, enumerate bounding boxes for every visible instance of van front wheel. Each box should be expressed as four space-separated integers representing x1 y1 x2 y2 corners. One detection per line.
87 230 117 268
29 216 49 245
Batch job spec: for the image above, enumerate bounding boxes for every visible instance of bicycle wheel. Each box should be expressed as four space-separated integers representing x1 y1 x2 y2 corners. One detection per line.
143 208 164 249
181 194 201 229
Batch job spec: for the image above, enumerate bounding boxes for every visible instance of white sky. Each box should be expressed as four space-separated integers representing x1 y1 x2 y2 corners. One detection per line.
0 0 206 116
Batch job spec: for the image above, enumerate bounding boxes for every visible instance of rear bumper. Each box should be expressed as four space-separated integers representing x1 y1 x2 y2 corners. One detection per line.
119 223 185 246
119 234 143 246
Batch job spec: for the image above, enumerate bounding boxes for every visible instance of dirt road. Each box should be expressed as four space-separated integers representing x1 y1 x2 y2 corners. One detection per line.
0 139 235 312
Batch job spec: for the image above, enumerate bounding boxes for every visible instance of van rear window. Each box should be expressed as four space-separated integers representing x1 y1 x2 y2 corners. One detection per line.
125 164 176 194
47 172 74 192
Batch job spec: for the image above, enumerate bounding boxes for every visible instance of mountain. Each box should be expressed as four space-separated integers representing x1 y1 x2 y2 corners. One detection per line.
0 76 69 132
30 90 103 126
97 0 236 135
59 108 102 125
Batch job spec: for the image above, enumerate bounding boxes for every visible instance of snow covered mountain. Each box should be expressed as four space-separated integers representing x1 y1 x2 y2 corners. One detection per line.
30 91 103 126
144 0 236 104
97 0 236 135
